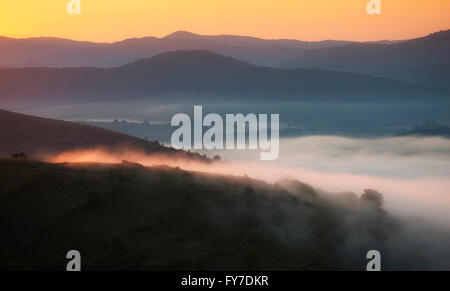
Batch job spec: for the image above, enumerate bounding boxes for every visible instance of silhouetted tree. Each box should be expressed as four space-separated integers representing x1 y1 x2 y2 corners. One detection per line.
11 152 27 159
361 189 384 209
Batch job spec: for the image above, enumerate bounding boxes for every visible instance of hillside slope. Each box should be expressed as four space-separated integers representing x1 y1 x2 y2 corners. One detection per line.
0 51 446 106
279 30 450 88
0 159 449 270
0 109 197 160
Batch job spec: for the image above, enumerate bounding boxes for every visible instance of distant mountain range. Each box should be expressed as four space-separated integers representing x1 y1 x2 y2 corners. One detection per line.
0 50 446 106
0 31 356 68
279 30 450 89
397 120 450 138
1 29 447 89
0 109 204 160
381 63 450 89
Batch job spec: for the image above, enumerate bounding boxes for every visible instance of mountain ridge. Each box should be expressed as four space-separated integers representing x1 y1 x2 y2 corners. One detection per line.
0 30 410 68
0 108 206 161
278 29 450 88
0 50 446 106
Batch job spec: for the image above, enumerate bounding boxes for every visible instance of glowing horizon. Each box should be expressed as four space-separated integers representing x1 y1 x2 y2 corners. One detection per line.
1 0 449 43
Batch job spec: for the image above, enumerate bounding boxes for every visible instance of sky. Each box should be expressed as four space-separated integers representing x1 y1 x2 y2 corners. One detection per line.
1 0 449 42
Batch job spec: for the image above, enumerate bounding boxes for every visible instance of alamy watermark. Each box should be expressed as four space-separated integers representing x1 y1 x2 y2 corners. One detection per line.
366 250 381 271
171 106 279 161
67 0 81 15
64 249 379 270
66 250 81 271
66 1 380 16
367 0 381 15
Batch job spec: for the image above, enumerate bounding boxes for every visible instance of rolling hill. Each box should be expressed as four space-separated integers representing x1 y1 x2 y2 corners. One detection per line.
279 30 450 88
1 158 449 270
396 119 450 138
382 63 450 89
0 50 446 106
0 31 354 68
0 108 202 160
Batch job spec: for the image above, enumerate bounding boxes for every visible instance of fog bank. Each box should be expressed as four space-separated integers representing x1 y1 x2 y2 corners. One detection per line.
44 135 450 225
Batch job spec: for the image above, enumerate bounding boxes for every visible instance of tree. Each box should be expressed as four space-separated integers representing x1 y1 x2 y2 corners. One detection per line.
360 189 384 209
11 152 28 159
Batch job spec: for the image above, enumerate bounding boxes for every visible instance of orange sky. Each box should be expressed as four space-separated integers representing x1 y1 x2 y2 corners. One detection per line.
1 0 449 42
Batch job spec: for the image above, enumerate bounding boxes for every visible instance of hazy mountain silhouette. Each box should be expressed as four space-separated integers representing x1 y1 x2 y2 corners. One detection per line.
396 119 450 138
279 30 450 88
0 31 371 68
382 63 450 89
0 109 203 160
163 30 355 48
0 50 446 106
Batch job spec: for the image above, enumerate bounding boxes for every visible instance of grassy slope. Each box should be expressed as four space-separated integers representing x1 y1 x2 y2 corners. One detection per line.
0 158 406 271
0 109 208 162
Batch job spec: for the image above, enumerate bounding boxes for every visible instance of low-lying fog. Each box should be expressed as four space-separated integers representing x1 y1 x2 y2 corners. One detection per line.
45 135 450 226
13 99 450 137
196 136 450 226
14 99 449 225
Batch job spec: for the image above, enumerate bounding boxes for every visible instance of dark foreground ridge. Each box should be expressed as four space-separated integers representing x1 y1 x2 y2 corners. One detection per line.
1 158 449 271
